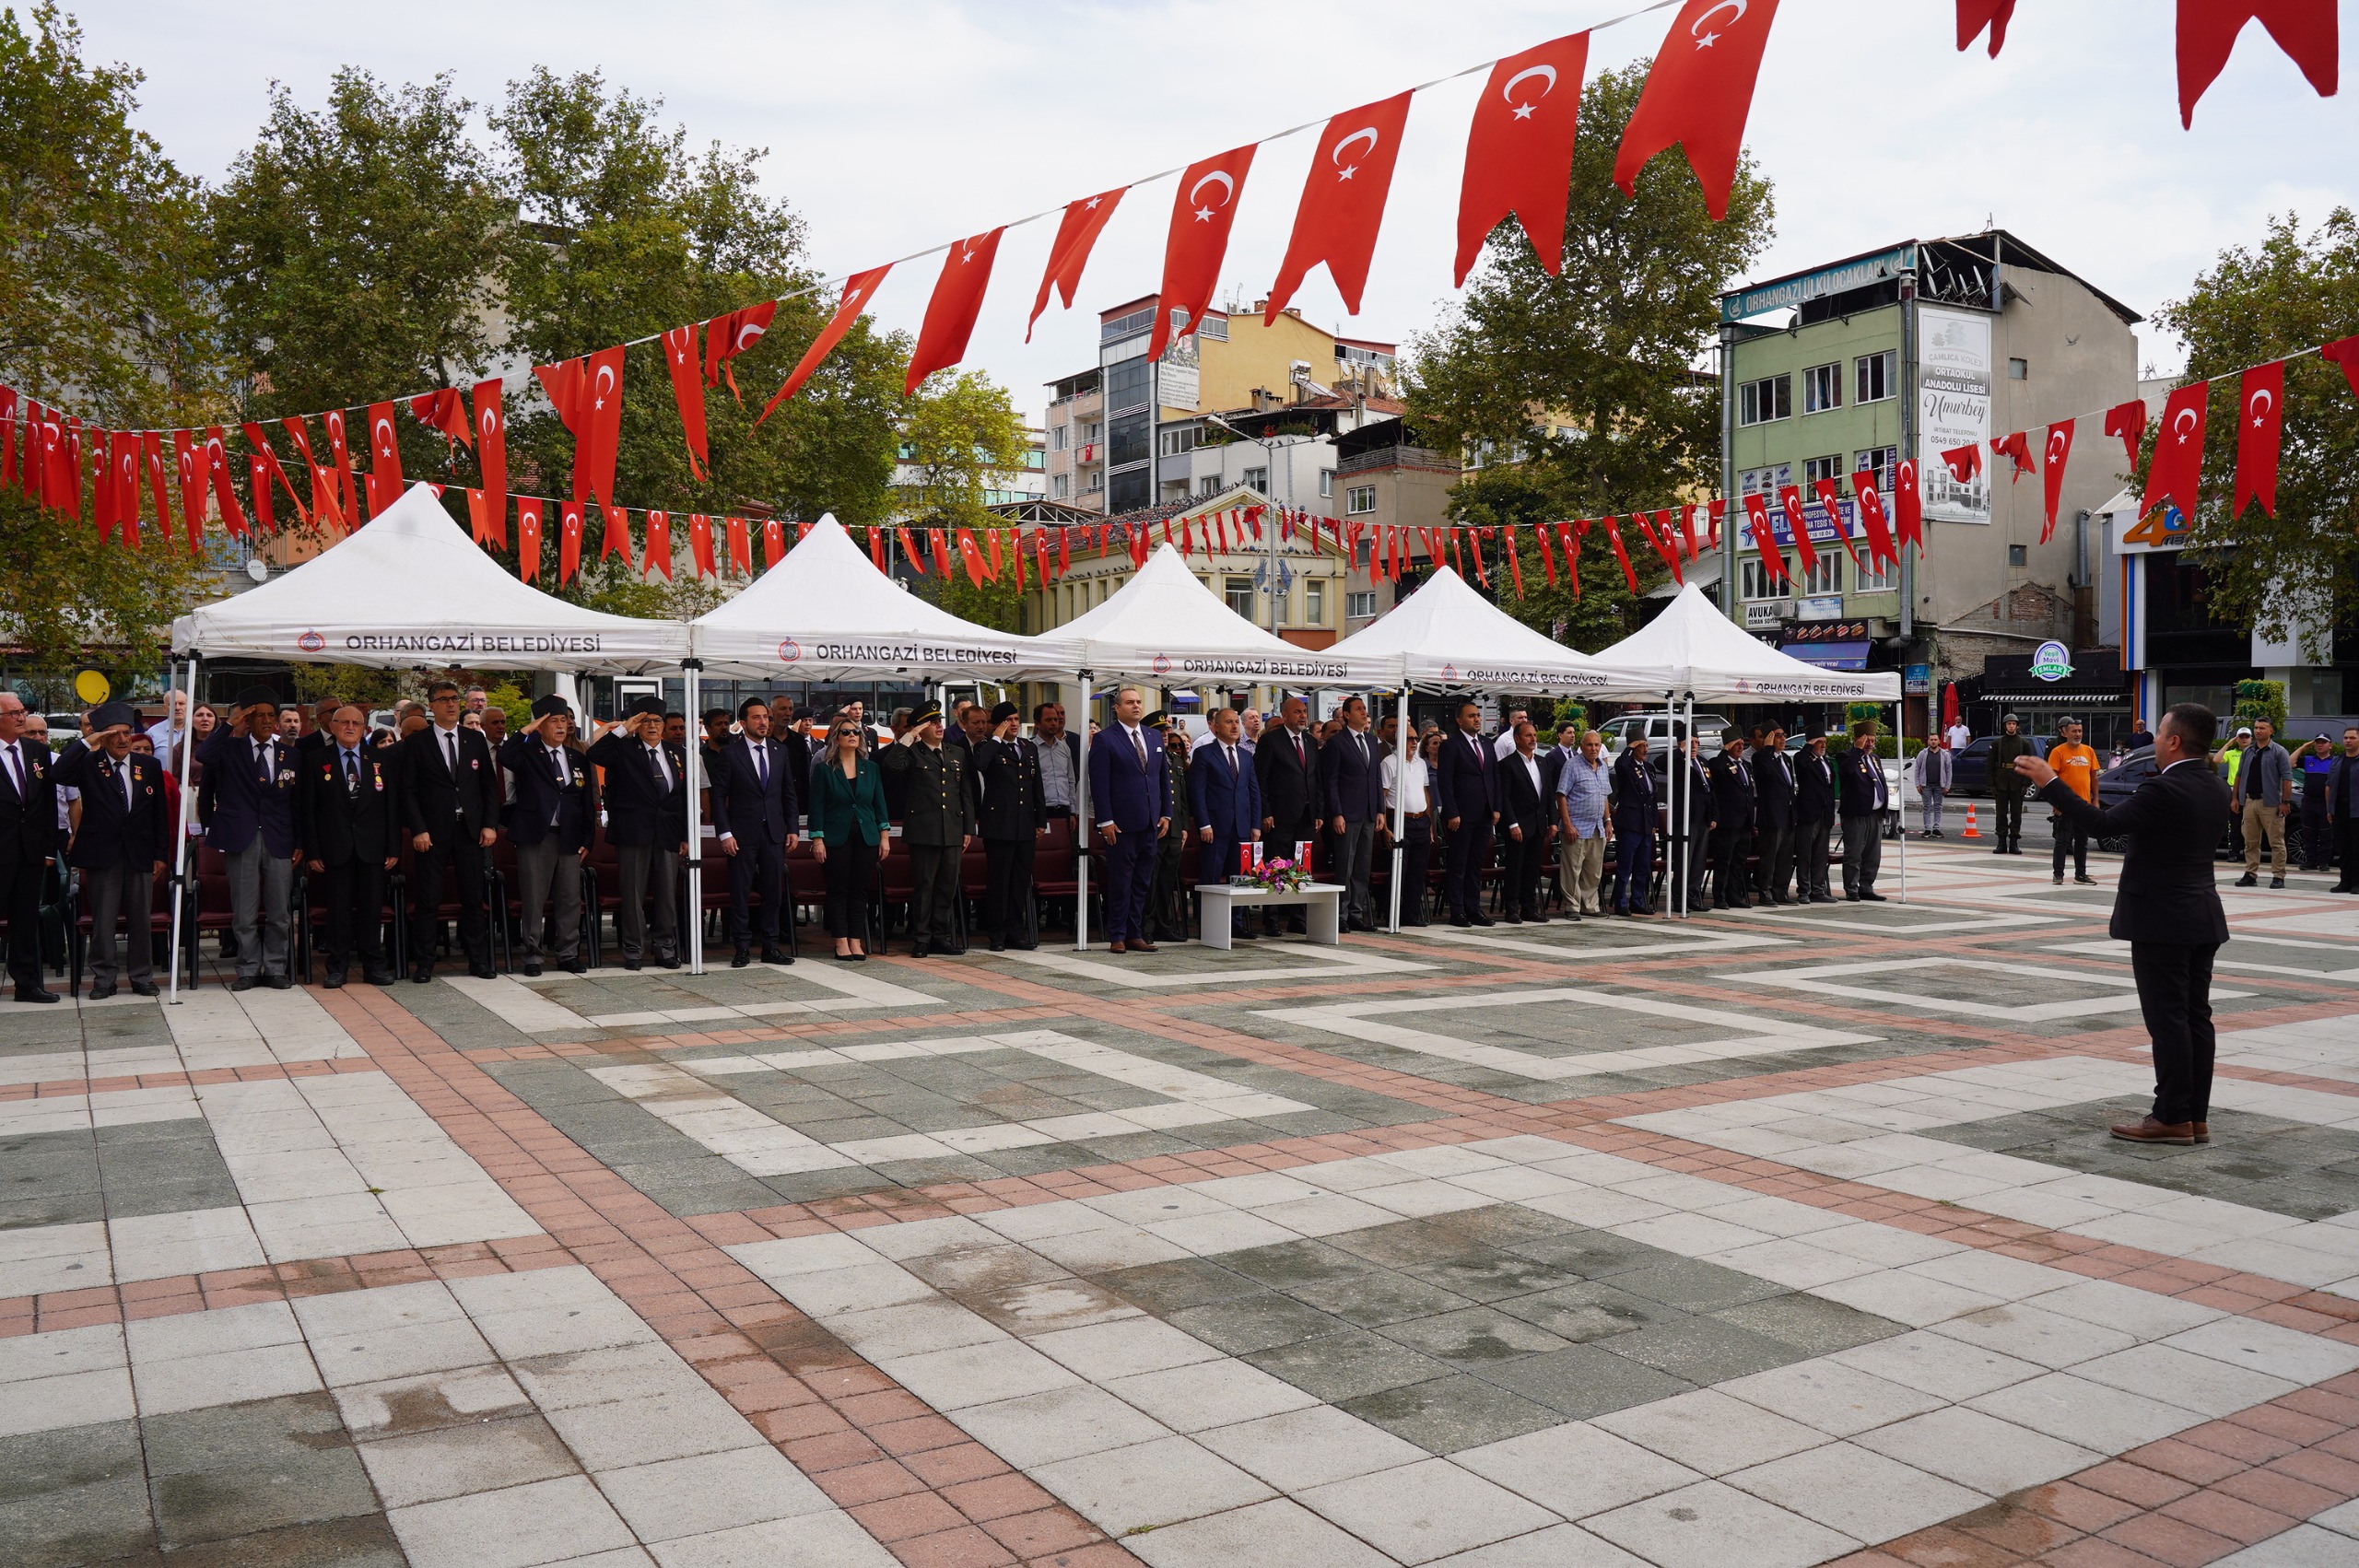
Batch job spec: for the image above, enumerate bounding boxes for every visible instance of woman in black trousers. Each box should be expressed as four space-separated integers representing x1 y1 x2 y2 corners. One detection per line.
807 720 888 960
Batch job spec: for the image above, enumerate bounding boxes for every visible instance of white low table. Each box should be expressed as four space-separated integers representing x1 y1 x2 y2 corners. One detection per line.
1194 882 1344 950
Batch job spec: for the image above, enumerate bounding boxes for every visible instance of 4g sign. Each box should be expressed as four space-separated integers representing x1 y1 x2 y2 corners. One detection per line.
2111 504 2197 556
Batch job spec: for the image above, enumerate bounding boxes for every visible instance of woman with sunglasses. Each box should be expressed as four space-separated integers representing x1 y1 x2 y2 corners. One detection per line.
807 720 888 960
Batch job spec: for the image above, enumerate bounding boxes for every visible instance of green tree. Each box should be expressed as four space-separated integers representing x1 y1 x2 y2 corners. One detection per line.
2149 210 2359 652
1445 464 1665 652
1405 60 1772 648
0 4 218 675
900 371 1031 630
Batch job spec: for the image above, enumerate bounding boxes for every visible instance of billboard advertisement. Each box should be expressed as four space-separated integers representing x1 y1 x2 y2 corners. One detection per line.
1918 306 1991 525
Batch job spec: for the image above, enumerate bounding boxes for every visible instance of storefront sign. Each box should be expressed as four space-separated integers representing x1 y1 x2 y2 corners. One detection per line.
1903 663 1931 695
1918 306 1992 526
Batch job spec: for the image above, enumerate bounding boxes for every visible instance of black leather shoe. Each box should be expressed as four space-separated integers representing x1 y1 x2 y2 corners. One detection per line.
731 951 751 968
623 957 643 971
268 976 295 990
469 963 495 980
653 954 680 970
363 968 397 987
522 960 543 977
564 959 590 975
129 981 159 998
323 970 346 990
89 979 118 1000
231 976 258 991
411 965 433 984
909 942 929 958
1469 913 1495 926
1860 890 1888 902
989 936 1006 952
759 948 790 965
13 986 59 1003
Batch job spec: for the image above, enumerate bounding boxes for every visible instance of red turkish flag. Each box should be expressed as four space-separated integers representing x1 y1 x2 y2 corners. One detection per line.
905 228 1004 395
558 500 585 583
957 528 987 586
898 526 924 574
205 426 252 537
1744 492 1788 582
472 380 505 545
534 347 623 509
703 301 775 397
662 325 709 478
87 425 112 536
1776 486 1818 576
688 512 716 579
0 387 13 486
2178 0 2337 127
142 432 172 544
1852 471 1897 568
365 402 403 497
171 429 205 543
2040 420 2075 543
409 388 469 446
1894 458 1924 552
2104 398 2149 475
281 415 337 531
464 490 495 546
1956 0 2017 55
1613 0 1782 220
517 498 544 581
2234 360 2284 518
323 407 358 522
1941 443 1982 484
726 516 751 576
111 430 142 546
759 266 890 425
1596 513 1637 594
598 503 634 569
933 528 953 577
2323 336 2359 403
1558 521 1582 598
41 407 76 515
765 517 785 569
2142 381 2210 522
1151 144 1256 362
1639 510 1684 584
1029 188 1126 341
1990 430 2036 481
1266 93 1413 322
245 453 273 535
1811 478 1860 568
643 509 673 579
242 422 305 524
1457 32 1589 285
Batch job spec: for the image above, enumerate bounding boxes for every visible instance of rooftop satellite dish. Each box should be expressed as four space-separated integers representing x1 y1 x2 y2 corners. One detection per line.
245 559 269 583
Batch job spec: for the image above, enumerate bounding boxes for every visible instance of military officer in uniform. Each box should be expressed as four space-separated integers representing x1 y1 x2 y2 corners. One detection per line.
583 696 687 969
971 701 1043 952
1705 727 1755 908
1148 712 1194 942
878 705 972 956
54 702 166 998
299 703 399 987
502 696 597 977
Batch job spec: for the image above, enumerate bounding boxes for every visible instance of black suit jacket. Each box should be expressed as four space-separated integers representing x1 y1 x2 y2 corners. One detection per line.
710 735 795 847
1795 750 1837 824
1320 727 1385 824
1754 748 1797 829
1706 750 1755 826
974 737 1045 841
399 724 499 839
2041 758 2229 944
1255 726 1321 829
1499 749 1551 835
1611 751 1656 834
500 736 598 853
1435 729 1500 824
53 741 163 871
197 729 299 856
300 743 399 867
1837 747 1888 819
584 731 688 850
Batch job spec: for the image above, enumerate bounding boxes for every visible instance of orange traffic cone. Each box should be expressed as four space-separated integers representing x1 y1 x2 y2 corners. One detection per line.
1963 803 1980 838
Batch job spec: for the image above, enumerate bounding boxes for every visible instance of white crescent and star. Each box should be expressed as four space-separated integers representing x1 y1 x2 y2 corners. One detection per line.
1331 126 1379 180
1502 64 1556 121
1692 0 1747 48
1188 169 1236 222
2248 388 2275 425
593 363 616 411
735 322 766 349
2173 406 2201 441
373 417 394 457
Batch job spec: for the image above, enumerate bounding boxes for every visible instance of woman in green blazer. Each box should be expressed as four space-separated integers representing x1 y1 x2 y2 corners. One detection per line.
808 718 888 959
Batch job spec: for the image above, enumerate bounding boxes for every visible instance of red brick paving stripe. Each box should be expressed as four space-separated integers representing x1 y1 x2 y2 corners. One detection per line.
0 1054 384 1100
310 982 1144 1568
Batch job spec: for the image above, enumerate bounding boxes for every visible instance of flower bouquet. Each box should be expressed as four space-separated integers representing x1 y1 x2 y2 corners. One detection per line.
1244 856 1311 894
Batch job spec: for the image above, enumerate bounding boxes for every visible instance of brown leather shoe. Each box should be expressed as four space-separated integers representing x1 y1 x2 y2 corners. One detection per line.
1108 940 1126 954
2109 1116 2197 1146
2193 1122 2210 1145
1129 940 1159 954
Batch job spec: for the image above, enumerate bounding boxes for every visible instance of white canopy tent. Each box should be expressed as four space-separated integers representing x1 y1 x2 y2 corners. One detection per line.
164 484 693 998
1585 583 1906 915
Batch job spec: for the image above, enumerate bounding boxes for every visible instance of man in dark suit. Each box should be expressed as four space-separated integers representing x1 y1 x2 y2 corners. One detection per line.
202 686 301 990
1321 696 1386 931
1435 699 1501 926
767 696 812 828
1705 729 1755 909
584 696 688 970
299 702 399 988
1752 725 1797 904
0 693 58 1000
1497 720 1552 923
1088 685 1169 954
1254 696 1320 934
711 696 797 966
1149 715 1194 942
973 702 1044 951
1611 735 1657 917
1793 729 1837 904
502 696 600 977
53 702 165 998
2017 701 2230 1145
1837 721 1889 901
397 680 499 982
1191 706 1261 942
2330 727 2359 893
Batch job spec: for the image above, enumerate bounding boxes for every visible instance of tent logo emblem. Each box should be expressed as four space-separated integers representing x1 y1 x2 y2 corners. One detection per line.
778 638 801 663
1152 653 1171 676
2030 640 2073 682
1441 663 1459 681
298 630 325 653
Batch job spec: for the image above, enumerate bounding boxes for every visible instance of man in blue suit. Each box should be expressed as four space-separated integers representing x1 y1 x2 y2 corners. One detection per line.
1321 696 1386 931
1088 685 1169 954
1434 699 1500 927
500 696 597 977
1190 707 1262 942
711 696 798 966
200 685 300 990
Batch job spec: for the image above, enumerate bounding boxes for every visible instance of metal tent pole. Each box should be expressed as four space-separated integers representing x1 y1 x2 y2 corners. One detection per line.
1074 671 1093 951
1895 699 1909 904
1388 682 1410 932
684 661 705 974
166 656 200 1003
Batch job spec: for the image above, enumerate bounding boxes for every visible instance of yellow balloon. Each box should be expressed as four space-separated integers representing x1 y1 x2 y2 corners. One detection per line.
74 670 111 705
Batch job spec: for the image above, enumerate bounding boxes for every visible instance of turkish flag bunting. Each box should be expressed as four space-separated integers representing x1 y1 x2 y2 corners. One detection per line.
0 387 13 485
363 468 397 521
472 380 505 544
172 430 204 543
111 431 142 546
1266 92 1413 322
1029 188 1126 341
1957 0 2017 55
141 432 172 544
1599 513 1639 594
1013 530 1027 591
703 301 775 396
1812 479 1860 568
2104 398 2148 475
1990 430 2036 480
986 526 1004 579
2041 420 2075 543
759 265 889 425
726 515 751 576
364 402 404 496
324 409 357 522
1505 524 1524 596
2178 0 2338 127
1941 443 1982 484
688 512 716 579
245 454 273 535
1151 144 1256 362
1532 523 1556 586
1555 521 1582 598
1469 527 1489 587
907 228 1005 395
242 422 305 524
662 324 710 478
1640 510 1684 584
581 348 624 511
87 425 111 535
2142 381 2210 522
2234 360 2284 518
281 416 335 532
1707 497 1724 551
558 500 585 583
1744 493 1788 582
867 523 887 573
1894 459 1924 552
898 526 923 573
17 400 38 501
643 510 672 579
1852 472 1897 568
44 409 76 516
409 388 470 446
933 528 953 578
957 528 985 586
2322 336 2359 402
517 499 544 581
1457 32 1589 285
1058 525 1070 575
598 502 634 569
1613 0 1781 220
1777 486 1818 577
464 489 495 547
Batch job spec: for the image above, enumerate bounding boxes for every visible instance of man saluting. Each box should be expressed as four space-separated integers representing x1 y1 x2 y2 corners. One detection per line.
2015 702 2229 1146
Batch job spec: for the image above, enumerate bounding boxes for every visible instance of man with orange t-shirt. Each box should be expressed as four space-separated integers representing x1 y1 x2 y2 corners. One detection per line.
2048 717 2100 885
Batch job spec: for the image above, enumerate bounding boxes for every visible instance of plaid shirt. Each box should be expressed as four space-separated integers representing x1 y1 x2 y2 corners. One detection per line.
1554 749 1611 836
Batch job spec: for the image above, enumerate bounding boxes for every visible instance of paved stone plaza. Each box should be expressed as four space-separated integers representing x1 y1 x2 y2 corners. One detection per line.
7 841 2359 1567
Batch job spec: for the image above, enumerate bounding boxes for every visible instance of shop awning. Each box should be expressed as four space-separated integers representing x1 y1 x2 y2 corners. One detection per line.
1778 640 1870 672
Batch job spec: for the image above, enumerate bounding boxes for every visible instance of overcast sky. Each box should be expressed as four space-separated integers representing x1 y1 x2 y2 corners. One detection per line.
73 0 2359 419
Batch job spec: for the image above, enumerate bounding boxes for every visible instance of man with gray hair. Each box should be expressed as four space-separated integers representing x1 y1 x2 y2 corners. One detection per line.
1555 730 1611 919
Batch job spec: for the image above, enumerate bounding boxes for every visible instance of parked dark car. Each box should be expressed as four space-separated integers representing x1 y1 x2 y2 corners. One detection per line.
2089 744 2239 858
1952 733 2057 796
